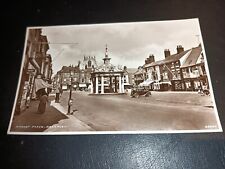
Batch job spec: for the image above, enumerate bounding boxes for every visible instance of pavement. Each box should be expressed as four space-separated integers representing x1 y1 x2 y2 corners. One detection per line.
9 96 92 132
46 101 93 132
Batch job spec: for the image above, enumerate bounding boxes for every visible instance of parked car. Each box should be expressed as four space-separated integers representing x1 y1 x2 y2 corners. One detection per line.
130 86 151 98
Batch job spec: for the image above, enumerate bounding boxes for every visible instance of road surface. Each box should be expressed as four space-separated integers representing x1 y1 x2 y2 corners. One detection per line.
58 91 219 131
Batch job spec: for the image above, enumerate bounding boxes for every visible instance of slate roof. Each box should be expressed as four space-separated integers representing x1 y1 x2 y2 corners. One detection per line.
144 49 191 68
180 45 202 68
58 66 80 73
134 68 145 75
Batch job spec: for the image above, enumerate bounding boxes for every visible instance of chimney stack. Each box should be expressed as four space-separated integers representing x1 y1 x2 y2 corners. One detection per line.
164 49 171 58
176 45 184 54
149 54 155 63
145 54 155 64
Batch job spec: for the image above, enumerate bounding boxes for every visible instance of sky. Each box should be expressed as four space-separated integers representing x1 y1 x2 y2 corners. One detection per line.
40 18 202 75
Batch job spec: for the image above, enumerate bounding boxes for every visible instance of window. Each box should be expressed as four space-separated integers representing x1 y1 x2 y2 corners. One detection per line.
123 75 127 83
88 60 91 67
163 72 168 80
175 62 180 67
201 65 206 74
200 53 204 63
177 72 181 79
171 62 174 68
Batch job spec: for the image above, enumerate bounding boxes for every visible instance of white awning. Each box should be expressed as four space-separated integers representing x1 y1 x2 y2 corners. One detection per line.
62 86 67 89
144 79 154 85
138 82 144 86
139 79 154 86
79 84 87 87
159 81 171 85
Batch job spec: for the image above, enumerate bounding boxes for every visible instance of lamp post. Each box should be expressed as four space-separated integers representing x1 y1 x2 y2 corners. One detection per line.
67 71 73 115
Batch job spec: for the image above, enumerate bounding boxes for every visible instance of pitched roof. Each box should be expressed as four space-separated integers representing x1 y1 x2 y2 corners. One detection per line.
180 45 202 68
144 49 191 68
59 66 80 73
134 68 145 75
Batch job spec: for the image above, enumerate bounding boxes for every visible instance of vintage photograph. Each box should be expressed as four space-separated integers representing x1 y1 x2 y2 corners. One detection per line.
8 18 222 134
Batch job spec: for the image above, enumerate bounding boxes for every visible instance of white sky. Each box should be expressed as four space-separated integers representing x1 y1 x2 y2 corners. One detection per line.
40 18 202 75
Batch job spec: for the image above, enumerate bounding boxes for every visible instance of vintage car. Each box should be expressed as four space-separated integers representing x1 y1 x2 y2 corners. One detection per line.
130 86 151 98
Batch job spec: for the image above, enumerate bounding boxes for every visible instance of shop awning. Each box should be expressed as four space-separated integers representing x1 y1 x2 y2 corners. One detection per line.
139 79 154 86
159 81 171 85
79 84 87 87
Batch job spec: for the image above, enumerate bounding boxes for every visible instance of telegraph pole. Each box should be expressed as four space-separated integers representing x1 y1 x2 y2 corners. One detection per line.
67 74 73 115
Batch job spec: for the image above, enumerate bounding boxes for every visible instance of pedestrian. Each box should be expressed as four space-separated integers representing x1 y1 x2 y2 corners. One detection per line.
55 86 60 103
34 74 52 114
36 88 48 114
59 87 63 97
25 84 31 108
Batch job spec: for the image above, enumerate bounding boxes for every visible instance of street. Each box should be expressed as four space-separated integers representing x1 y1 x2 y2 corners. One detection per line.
7 21 222 134
57 91 218 131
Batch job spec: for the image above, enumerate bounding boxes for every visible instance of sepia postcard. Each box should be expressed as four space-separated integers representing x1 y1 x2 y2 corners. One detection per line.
7 18 222 135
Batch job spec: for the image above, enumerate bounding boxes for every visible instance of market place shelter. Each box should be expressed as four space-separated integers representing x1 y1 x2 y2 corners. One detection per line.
90 46 125 94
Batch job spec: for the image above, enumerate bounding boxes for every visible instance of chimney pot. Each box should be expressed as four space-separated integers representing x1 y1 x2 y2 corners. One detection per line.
176 45 184 54
164 49 171 58
145 54 155 64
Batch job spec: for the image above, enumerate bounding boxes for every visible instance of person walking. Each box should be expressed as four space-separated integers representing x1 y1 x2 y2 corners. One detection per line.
36 88 48 114
59 87 63 97
34 75 52 114
25 84 31 108
55 85 60 103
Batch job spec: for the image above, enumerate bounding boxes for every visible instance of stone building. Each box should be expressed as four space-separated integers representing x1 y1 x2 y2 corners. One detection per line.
180 45 207 91
141 44 206 91
90 46 125 94
143 45 191 91
56 65 80 90
78 56 98 90
134 66 145 86
15 28 52 114
123 67 137 88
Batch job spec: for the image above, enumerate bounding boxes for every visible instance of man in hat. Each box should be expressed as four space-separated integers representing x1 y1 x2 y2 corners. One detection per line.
34 75 52 114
